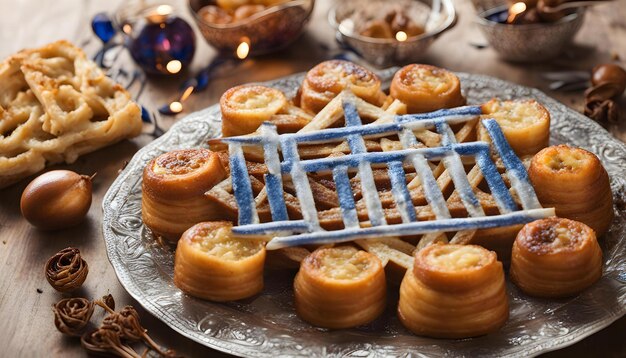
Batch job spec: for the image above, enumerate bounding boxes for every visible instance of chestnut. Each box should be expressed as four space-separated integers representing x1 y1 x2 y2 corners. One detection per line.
591 64 626 96
20 170 94 230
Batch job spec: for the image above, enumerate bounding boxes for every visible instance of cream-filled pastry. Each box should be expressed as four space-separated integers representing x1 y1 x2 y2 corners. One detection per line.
528 145 614 236
510 217 602 298
480 99 550 156
390 64 465 113
174 221 266 301
220 84 288 137
398 244 509 338
294 246 387 329
299 60 386 113
142 149 228 241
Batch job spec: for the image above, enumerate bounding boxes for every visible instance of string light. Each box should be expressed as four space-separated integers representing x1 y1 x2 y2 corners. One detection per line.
395 31 408 42
166 60 182 74
236 41 250 60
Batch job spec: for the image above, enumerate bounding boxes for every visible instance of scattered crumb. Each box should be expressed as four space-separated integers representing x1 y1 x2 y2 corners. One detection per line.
2 240 6 244
36 288 43 293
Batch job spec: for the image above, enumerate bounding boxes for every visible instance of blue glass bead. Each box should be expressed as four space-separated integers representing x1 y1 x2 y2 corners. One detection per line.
141 106 152 123
128 16 195 75
91 12 116 43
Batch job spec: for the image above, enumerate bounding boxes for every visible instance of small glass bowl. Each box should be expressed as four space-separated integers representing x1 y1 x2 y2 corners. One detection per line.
188 0 315 56
475 5 584 62
329 0 456 67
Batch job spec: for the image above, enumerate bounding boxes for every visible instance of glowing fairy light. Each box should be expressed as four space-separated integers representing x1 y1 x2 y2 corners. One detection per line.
169 101 183 113
236 41 250 60
395 31 408 42
507 2 527 23
166 60 182 74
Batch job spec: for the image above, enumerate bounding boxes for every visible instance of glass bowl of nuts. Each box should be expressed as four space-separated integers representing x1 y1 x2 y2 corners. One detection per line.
329 0 456 67
188 0 315 56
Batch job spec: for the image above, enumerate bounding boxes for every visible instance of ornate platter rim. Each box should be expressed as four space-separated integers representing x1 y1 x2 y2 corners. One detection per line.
102 70 626 358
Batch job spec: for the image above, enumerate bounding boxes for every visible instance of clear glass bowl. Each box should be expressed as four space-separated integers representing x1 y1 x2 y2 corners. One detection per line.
188 0 315 56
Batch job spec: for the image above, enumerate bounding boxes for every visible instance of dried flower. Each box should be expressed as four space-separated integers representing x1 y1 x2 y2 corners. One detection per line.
52 298 94 336
94 293 116 312
45 247 88 292
81 328 141 358
103 306 179 357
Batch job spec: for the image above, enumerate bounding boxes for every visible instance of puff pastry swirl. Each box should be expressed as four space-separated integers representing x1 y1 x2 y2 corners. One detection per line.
294 246 387 329
142 149 228 241
510 217 602 298
174 221 266 301
398 244 508 338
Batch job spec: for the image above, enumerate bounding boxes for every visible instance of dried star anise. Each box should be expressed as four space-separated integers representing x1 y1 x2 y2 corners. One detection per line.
45 247 88 292
585 99 620 128
52 297 94 336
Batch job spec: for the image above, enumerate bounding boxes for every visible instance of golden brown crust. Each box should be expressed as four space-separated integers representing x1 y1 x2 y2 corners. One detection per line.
174 221 266 301
220 84 288 137
528 145 614 236
390 64 465 113
299 60 386 113
141 149 229 241
398 244 508 338
294 246 386 329
143 149 227 200
480 99 550 156
510 217 602 298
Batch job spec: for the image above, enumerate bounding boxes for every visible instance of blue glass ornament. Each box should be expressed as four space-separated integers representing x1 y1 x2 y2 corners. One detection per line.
128 14 195 75
91 12 117 43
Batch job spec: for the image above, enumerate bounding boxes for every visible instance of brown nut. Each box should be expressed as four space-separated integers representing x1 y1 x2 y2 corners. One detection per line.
591 64 626 96
20 170 93 230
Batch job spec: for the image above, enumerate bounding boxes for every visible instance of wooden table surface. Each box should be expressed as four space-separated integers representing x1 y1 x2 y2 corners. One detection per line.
0 0 624 357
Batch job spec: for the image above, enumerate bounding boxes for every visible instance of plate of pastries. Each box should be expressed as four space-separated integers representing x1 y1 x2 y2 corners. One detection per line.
103 60 626 357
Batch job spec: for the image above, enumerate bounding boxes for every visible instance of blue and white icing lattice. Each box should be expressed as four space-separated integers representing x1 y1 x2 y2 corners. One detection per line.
221 94 554 250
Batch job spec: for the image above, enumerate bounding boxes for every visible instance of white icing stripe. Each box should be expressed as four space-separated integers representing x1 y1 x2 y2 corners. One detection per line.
280 138 320 230
261 124 288 221
332 165 359 229
400 128 451 219
358 161 387 227
265 208 556 250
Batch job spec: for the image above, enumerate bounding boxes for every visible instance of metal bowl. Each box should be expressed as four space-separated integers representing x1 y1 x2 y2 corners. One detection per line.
188 0 314 56
475 5 584 62
329 0 456 67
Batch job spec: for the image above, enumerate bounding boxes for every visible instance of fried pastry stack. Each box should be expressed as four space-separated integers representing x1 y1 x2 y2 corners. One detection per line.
0 40 142 188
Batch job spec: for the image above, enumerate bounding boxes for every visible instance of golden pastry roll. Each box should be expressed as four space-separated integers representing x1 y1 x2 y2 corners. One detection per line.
510 217 602 298
528 145 614 236
480 98 550 156
294 246 387 329
299 60 386 113
174 221 266 301
390 64 465 113
398 244 509 338
142 149 228 241
220 84 288 137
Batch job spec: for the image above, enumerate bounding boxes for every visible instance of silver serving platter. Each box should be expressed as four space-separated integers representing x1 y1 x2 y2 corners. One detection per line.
102 70 626 357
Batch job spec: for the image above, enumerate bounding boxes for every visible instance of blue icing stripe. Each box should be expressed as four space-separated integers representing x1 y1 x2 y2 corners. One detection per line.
332 165 359 228
396 106 481 122
264 174 288 221
482 119 531 183
265 208 554 250
482 119 542 210
388 160 417 223
229 144 257 225
474 146 518 213
232 220 311 235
